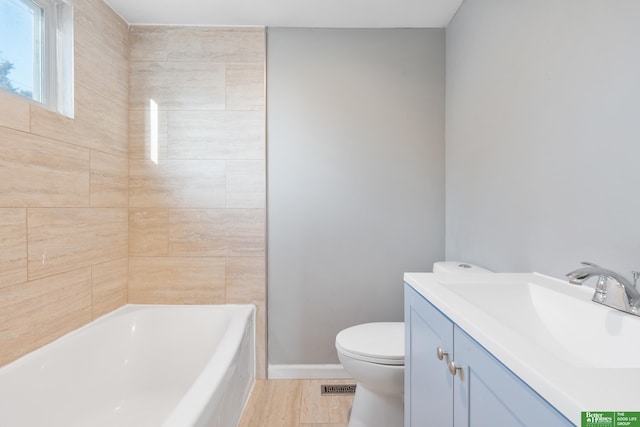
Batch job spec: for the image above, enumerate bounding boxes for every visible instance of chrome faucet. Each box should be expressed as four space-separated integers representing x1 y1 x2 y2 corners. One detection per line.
566 262 640 316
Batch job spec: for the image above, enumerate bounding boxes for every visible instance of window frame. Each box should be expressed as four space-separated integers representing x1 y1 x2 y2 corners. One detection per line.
1 0 73 117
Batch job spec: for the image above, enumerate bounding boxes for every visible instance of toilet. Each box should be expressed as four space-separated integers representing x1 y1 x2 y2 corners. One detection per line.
335 261 491 427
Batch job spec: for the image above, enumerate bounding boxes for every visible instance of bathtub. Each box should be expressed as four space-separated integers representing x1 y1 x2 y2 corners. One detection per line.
0 304 255 427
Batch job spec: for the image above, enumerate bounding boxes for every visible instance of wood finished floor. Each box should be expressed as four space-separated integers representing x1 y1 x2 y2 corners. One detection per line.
239 379 355 427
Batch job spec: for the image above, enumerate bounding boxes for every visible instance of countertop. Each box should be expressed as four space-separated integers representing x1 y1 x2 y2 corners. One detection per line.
404 272 640 426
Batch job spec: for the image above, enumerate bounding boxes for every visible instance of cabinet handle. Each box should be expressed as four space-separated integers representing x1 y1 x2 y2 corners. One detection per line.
448 360 464 381
436 347 449 361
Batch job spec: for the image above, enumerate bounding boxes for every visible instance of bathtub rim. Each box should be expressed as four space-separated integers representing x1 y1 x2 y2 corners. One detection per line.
162 303 256 426
0 303 256 372
0 303 257 427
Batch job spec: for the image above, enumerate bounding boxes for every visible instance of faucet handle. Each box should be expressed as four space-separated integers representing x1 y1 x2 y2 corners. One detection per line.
632 271 640 289
581 261 601 268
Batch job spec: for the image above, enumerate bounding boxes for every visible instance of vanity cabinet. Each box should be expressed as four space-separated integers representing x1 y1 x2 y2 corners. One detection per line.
405 284 573 427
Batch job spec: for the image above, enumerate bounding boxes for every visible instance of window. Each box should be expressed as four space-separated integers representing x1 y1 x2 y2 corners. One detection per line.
0 0 73 117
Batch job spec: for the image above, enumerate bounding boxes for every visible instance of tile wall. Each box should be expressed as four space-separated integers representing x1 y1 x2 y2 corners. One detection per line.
127 26 267 378
0 6 266 378
0 0 129 366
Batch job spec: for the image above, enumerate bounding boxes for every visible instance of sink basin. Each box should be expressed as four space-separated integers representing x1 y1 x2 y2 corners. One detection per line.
444 280 640 368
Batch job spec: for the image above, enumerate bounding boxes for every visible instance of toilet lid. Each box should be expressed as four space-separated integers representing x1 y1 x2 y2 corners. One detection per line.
335 322 404 365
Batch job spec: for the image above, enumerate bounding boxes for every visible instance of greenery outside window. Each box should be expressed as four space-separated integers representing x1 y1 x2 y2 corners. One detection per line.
0 0 73 117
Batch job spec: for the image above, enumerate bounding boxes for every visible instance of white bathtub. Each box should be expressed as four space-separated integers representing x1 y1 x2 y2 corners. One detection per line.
0 304 255 427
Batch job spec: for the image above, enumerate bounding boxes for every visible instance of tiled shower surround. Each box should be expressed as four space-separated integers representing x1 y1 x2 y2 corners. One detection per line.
128 26 266 378
0 0 129 366
0 2 267 378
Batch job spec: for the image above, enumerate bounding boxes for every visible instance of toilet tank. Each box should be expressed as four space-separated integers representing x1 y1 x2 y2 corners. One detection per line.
433 261 492 274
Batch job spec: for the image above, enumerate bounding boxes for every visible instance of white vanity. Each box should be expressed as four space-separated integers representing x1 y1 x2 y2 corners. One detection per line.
404 272 640 426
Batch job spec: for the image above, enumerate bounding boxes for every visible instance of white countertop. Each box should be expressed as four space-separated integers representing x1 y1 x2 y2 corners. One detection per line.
404 272 640 426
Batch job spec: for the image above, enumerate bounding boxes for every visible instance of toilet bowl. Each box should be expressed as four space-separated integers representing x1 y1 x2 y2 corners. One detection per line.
336 322 404 427
335 261 491 427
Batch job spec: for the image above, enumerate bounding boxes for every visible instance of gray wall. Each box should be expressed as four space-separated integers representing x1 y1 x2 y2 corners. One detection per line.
446 1 640 279
268 28 445 364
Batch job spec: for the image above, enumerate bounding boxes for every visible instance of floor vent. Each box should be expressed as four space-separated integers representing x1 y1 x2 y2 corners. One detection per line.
321 384 357 395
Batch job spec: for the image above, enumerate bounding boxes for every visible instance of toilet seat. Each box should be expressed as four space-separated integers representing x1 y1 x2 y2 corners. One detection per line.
335 322 404 366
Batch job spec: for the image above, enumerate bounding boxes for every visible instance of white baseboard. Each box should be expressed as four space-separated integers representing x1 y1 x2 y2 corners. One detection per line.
268 364 352 379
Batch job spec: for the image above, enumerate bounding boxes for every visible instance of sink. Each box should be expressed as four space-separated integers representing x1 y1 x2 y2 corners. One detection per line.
444 280 640 368
404 271 640 425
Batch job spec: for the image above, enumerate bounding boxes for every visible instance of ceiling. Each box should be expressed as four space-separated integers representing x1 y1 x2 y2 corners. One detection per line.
103 0 464 28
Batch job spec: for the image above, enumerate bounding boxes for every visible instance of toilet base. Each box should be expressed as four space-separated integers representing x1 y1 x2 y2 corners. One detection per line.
348 382 404 427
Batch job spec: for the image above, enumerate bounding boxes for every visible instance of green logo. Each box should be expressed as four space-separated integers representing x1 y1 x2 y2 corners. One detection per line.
582 412 640 427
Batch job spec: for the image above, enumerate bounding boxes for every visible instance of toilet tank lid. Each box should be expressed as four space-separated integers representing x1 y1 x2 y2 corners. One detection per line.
433 261 492 274
335 322 404 363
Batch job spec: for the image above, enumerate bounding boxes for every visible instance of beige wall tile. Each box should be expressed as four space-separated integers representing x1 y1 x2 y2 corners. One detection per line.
129 26 169 62
255 304 267 380
167 27 265 63
226 160 266 208
129 208 169 256
128 257 225 304
167 111 265 160
226 257 266 378
0 0 129 368
169 209 265 257
28 102 73 143
0 268 92 366
0 209 27 289
128 109 168 160
28 208 128 280
90 151 128 207
74 0 129 57
129 61 225 111
223 209 266 256
129 160 226 208
73 83 128 157
168 209 226 256
0 127 90 207
91 258 128 319
225 256 265 305
30 84 128 157
0 91 30 132
226 193 266 209
75 24 128 108
226 63 265 110
128 26 267 380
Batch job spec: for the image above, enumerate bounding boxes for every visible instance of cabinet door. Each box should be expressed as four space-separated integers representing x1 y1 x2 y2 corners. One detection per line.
453 326 574 427
405 285 455 427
